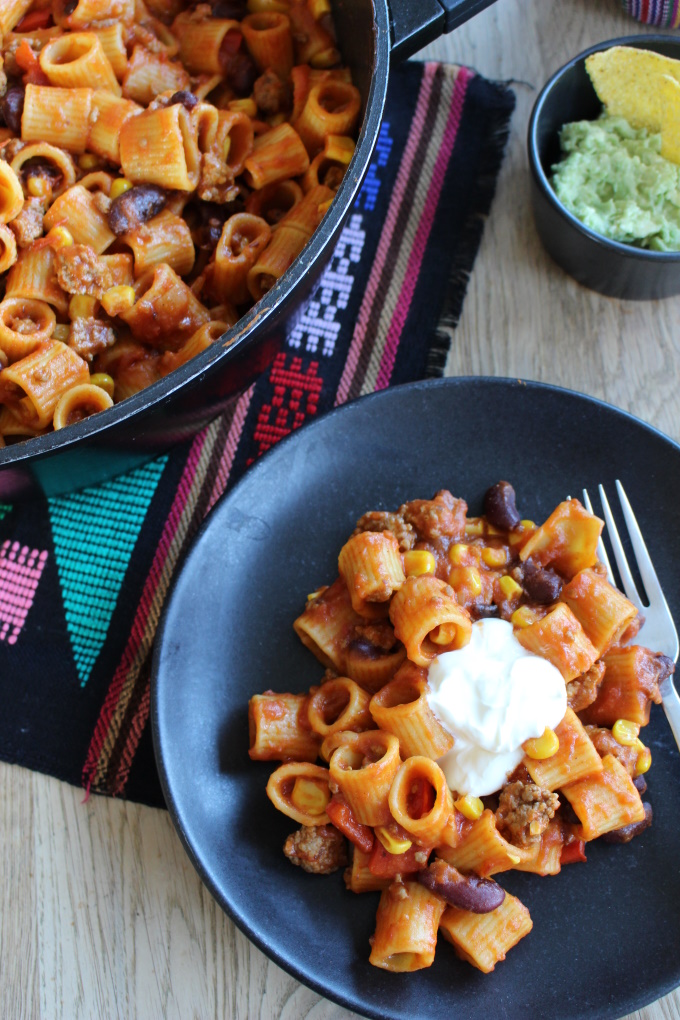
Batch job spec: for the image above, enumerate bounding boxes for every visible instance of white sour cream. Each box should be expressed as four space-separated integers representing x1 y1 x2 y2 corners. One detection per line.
427 618 567 797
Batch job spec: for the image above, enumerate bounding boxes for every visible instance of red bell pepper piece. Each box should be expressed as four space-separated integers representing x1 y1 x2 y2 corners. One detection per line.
16 9 53 31
326 795 374 854
560 838 587 865
15 39 50 86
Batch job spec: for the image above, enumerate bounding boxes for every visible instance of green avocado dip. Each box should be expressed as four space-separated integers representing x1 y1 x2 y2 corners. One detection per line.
550 113 680 251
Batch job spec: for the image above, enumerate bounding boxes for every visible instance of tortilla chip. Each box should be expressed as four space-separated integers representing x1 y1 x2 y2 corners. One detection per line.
585 46 680 163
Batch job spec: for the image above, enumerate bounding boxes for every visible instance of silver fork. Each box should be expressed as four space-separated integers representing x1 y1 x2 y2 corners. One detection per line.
582 480 680 750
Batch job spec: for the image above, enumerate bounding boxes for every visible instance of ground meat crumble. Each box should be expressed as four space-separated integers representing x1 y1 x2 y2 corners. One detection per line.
352 510 416 552
283 824 347 874
496 780 560 846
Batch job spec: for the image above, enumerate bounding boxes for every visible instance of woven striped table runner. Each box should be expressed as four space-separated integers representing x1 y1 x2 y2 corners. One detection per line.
0 62 515 806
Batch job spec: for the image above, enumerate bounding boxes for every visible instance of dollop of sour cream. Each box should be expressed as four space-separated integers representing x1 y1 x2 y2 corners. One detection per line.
427 618 567 797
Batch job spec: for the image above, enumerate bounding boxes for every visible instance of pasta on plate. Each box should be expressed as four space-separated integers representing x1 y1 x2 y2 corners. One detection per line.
249 481 674 974
0 0 360 441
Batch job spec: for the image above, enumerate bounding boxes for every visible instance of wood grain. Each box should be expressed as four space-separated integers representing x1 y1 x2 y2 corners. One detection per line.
3 2 680 1018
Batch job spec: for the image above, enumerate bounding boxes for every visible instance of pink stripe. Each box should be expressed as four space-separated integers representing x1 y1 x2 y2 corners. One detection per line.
334 63 439 406
207 384 255 513
374 67 471 390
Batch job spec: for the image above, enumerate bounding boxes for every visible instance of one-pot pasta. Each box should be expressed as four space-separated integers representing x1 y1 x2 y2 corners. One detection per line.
249 482 672 974
0 0 360 440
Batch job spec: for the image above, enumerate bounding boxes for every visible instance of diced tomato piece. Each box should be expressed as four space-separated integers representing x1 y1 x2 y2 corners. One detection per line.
326 795 374 854
560 838 587 865
15 39 50 86
16 9 53 31
368 839 432 878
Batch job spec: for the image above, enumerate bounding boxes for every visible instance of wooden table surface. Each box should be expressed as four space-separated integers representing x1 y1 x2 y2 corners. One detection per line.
3 1 680 1018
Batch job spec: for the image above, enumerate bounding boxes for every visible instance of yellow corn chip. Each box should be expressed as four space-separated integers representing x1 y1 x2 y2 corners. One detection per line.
585 46 680 163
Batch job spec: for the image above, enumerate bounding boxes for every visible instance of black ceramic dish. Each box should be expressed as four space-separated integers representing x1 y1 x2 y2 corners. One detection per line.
528 34 680 301
0 0 497 501
152 376 680 1020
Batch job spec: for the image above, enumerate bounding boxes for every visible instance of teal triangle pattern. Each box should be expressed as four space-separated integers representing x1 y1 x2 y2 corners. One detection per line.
48 456 167 687
0 504 11 522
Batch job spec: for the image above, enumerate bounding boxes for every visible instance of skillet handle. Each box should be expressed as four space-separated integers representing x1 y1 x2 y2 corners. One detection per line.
389 0 498 63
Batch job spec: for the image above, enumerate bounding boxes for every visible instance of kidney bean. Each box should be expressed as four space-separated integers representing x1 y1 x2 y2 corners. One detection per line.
484 480 521 531
63 0 78 14
2 85 25 136
633 775 648 795
108 184 167 235
212 0 247 15
417 859 505 913
601 802 652 843
225 50 258 96
473 604 499 620
522 559 563 603
169 90 197 111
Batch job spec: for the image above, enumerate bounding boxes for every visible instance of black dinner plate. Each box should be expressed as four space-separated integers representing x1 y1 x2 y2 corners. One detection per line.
151 377 680 1020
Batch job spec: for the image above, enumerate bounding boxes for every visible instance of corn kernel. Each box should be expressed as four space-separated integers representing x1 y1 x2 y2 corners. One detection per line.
430 622 459 645
511 606 538 628
529 820 542 836
290 777 330 816
449 542 469 566
325 134 355 164
228 97 257 118
27 175 52 199
375 826 412 854
635 741 652 776
485 523 503 536
48 226 74 249
449 565 482 597
309 0 332 16
499 575 523 599
464 518 484 537
403 549 436 577
318 198 333 214
481 546 507 568
101 284 136 317
78 153 100 170
307 587 325 602
612 719 641 746
69 294 98 320
110 177 133 200
454 794 484 821
524 727 559 760
507 853 521 865
520 520 536 530
52 323 71 343
90 372 115 399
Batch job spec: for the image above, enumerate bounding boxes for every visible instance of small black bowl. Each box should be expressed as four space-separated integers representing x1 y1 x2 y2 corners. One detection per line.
528 35 680 300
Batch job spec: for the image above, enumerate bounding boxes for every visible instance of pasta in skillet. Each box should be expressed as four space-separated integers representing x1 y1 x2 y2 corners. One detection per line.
0 0 360 441
249 481 672 974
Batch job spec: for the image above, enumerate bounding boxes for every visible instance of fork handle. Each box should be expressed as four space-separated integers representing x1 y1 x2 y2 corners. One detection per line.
660 676 680 751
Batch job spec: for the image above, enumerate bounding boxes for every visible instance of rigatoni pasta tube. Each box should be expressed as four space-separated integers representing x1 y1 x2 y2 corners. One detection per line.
344 847 390 894
10 142 77 199
208 213 271 306
343 629 406 692
0 298 56 362
523 707 602 791
560 754 645 841
54 0 135 27
516 602 597 682
369 881 445 972
369 662 453 759
389 575 472 667
248 691 320 761
120 103 200 192
306 676 374 739
388 757 453 846
243 123 310 190
5 246 68 313
172 12 241 74
44 185 116 254
0 340 89 430
439 891 533 974
52 382 114 429
241 12 294 78
519 499 603 579
288 3 339 66
123 210 196 279
93 23 128 80
437 810 535 877
0 227 18 276
328 729 401 826
0 0 32 34
266 761 332 825
578 644 666 727
294 80 362 155
338 530 405 617
88 92 142 165
22 85 93 153
246 179 303 224
0 164 24 225
561 568 638 657
293 577 363 673
122 44 190 105
160 320 235 377
120 264 210 350
39 33 121 95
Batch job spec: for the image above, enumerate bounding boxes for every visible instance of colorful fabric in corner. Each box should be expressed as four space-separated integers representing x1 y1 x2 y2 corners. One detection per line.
622 0 680 26
0 63 515 807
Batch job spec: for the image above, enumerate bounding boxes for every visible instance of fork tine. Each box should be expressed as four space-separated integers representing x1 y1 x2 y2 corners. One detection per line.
615 480 670 612
582 488 614 584
597 484 644 612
